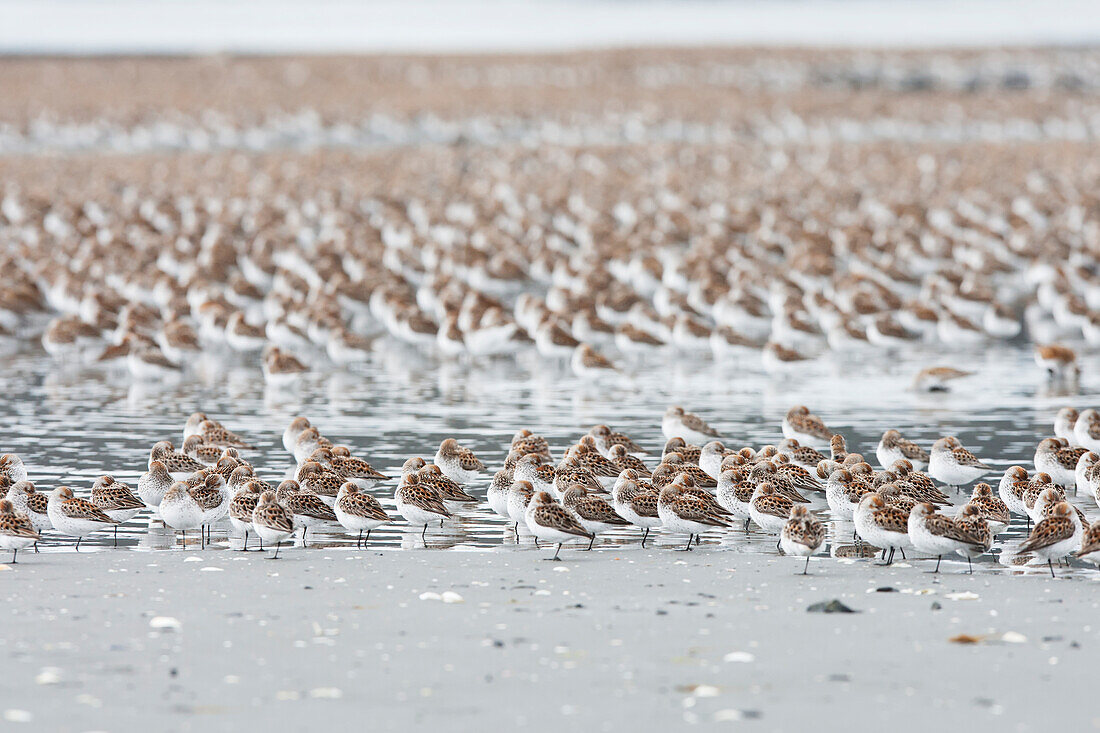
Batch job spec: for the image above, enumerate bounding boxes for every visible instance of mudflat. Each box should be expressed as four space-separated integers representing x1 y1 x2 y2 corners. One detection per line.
2 547 1096 731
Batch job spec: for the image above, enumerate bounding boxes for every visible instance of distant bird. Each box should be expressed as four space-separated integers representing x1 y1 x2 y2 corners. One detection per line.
912 366 973 392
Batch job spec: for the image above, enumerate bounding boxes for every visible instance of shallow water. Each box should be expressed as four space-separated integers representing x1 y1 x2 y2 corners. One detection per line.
5 338 1098 578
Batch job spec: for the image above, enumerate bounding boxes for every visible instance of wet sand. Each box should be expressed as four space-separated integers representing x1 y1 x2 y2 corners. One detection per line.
3 547 1097 731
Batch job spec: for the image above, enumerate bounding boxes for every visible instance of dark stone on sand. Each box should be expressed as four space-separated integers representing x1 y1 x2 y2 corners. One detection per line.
807 599 857 613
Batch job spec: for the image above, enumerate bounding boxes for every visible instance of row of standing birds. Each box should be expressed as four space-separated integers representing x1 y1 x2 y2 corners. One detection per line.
1 406 1099 574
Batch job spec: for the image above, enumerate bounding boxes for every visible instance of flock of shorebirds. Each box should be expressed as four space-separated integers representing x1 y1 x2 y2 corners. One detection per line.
0 187 1091 386
2 405 1099 576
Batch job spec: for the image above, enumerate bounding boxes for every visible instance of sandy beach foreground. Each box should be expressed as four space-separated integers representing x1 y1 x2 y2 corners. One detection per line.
2 549 1096 731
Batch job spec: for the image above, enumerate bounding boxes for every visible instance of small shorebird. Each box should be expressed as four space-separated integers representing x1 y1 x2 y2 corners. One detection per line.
228 481 263 550
562 440 620 486
611 476 662 547
434 438 486 484
159 482 204 547
128 346 180 380
512 429 553 461
335 482 391 548
781 406 834 448
184 412 251 448
1076 521 1100 568
876 430 929 472
1075 452 1099 499
295 461 345 505
190 474 231 546
91 476 144 546
780 505 825 574
908 502 985 573
486 469 514 522
263 345 309 384
394 473 451 539
149 441 205 476
953 503 993 573
252 491 295 559
749 482 795 543
277 480 337 547
1034 437 1086 488
776 439 825 471
182 435 224 465
293 428 332 464
571 343 617 378
608 444 651 478
0 453 28 483
47 486 118 550
1053 407 1079 444
1018 502 1078 577
929 437 991 490
416 463 478 513
561 485 630 550
6 481 52 549
662 437 702 464
506 480 536 539
699 441 737 479
956 483 1010 535
657 484 729 551
655 456 716 490
524 491 593 560
854 493 912 565
326 446 389 488
716 468 754 530
0 499 39 563
825 468 872 521
662 406 721 444
1021 474 1057 524
588 425 645 457
1034 344 1079 381
997 466 1030 521
911 366 972 392
283 417 313 455
513 454 557 497
1073 409 1100 452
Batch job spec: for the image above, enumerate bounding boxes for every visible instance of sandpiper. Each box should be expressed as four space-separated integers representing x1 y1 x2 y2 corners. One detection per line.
661 406 721 444
91 476 144 546
908 503 985 573
956 483 1010 535
853 492 912 565
1034 437 1086 488
0 499 39 563
929 437 991 489
1018 502 1078 577
524 491 593 560
251 491 295 559
47 486 118 551
434 438 486 484
561 485 630 550
5 481 50 550
394 473 451 539
160 481 203 542
876 430 929 472
334 482 391 548
781 405 834 448
657 484 729 550
611 475 662 547
228 481 263 550
780 505 825 574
